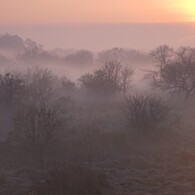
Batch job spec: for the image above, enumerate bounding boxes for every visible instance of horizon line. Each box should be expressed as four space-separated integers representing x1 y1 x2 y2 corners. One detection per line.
1 21 195 26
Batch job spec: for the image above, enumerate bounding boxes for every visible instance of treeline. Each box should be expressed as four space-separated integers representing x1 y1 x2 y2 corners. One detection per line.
0 34 150 67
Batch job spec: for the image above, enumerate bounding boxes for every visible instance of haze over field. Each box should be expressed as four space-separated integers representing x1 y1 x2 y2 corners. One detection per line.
1 0 195 51
1 23 195 51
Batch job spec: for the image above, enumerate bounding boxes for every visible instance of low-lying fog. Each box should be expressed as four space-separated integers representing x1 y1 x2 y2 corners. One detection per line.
1 23 195 88
1 23 195 51
0 31 153 89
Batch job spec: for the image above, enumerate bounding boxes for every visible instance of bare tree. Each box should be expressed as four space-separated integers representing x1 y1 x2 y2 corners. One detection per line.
97 47 150 66
79 61 133 96
0 71 25 108
121 66 134 95
23 67 56 104
147 45 195 98
150 45 174 67
123 94 173 132
12 102 68 170
97 48 127 65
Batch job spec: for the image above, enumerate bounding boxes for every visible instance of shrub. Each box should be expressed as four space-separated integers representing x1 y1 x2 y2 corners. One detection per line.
123 94 174 132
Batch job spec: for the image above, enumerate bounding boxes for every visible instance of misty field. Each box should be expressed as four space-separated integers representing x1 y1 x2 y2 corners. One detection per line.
0 34 195 195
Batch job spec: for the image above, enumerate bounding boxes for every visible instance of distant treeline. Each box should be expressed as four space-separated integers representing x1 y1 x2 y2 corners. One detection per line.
0 33 150 66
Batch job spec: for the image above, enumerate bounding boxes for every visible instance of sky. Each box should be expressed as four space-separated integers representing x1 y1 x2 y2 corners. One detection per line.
0 0 195 24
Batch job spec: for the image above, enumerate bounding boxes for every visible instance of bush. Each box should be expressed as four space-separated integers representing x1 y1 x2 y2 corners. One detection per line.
123 94 174 132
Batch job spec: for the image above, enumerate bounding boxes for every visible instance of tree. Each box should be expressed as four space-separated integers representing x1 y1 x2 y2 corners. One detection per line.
59 76 76 95
64 50 94 65
97 47 150 66
0 72 25 108
23 67 56 104
0 33 25 54
12 103 68 170
97 48 127 65
0 67 56 108
147 45 195 98
79 61 133 96
123 94 173 132
121 66 134 95
18 39 54 63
